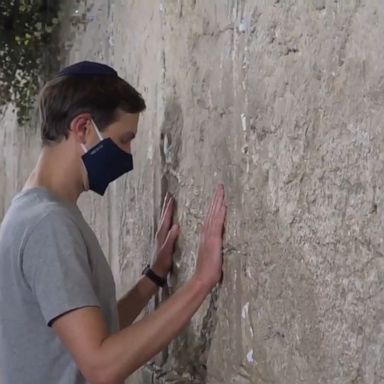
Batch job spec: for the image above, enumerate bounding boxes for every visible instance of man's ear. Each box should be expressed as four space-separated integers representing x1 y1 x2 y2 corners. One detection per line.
69 113 92 144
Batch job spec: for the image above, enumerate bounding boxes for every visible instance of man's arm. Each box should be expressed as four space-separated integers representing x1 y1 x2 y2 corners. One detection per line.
117 275 158 329
52 185 226 384
117 192 179 328
53 276 211 384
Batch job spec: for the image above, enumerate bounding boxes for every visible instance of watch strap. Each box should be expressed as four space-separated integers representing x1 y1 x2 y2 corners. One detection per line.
142 264 167 287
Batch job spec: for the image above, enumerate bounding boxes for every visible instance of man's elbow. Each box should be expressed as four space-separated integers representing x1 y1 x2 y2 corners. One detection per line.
81 352 125 384
84 364 123 384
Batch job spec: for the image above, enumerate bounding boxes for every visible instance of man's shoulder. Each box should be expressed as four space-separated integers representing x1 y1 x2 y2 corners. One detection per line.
1 188 79 243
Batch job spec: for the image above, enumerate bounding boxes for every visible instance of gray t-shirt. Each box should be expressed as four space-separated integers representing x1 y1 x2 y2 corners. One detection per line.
0 187 119 384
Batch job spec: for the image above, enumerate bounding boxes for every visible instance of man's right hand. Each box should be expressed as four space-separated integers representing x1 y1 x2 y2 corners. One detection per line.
194 184 226 290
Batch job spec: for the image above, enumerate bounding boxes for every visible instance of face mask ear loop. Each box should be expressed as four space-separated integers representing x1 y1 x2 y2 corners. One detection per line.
90 119 104 141
80 143 88 154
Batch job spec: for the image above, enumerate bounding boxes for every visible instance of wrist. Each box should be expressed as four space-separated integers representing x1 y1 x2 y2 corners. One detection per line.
190 274 214 295
142 264 167 288
151 262 169 279
139 274 160 295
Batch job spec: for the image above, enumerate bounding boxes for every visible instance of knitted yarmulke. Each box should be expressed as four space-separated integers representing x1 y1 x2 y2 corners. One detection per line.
57 61 118 77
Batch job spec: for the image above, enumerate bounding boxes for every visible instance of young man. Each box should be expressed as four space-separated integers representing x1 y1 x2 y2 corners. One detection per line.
0 61 226 384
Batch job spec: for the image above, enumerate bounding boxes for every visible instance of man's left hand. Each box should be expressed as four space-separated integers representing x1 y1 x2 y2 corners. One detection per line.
151 192 179 279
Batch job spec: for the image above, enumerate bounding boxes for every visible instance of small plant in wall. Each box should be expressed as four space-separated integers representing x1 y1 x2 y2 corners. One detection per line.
0 0 60 125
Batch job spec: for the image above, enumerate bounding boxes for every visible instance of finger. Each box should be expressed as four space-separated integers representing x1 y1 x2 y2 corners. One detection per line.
218 202 227 226
210 190 227 236
160 195 174 225
158 197 174 243
160 192 172 218
214 184 224 212
212 192 226 235
212 185 225 222
161 192 171 217
208 185 222 227
163 224 180 252
163 197 174 226
205 185 219 227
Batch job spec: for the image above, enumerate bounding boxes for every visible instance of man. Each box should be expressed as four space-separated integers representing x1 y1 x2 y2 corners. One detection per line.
0 61 226 384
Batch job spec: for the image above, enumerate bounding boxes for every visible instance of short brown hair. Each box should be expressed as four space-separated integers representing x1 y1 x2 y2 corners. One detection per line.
38 75 146 145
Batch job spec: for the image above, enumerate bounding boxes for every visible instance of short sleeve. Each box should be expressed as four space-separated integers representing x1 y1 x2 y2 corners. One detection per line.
22 211 101 327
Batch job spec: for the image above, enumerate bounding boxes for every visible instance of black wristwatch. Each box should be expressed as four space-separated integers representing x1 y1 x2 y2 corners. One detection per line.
142 264 167 287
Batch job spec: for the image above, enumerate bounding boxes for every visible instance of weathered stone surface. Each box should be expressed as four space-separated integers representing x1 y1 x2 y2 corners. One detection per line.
1 1 384 383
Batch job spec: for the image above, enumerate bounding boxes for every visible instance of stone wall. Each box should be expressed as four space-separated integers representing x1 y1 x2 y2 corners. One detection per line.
1 1 384 383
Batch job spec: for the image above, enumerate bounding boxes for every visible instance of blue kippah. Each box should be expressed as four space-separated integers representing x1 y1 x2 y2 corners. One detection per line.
57 61 118 77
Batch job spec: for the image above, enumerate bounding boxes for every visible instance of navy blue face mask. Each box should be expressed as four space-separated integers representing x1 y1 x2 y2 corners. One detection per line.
81 120 133 195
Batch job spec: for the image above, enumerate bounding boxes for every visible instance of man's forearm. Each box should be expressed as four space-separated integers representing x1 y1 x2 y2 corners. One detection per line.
117 275 159 328
98 276 211 383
